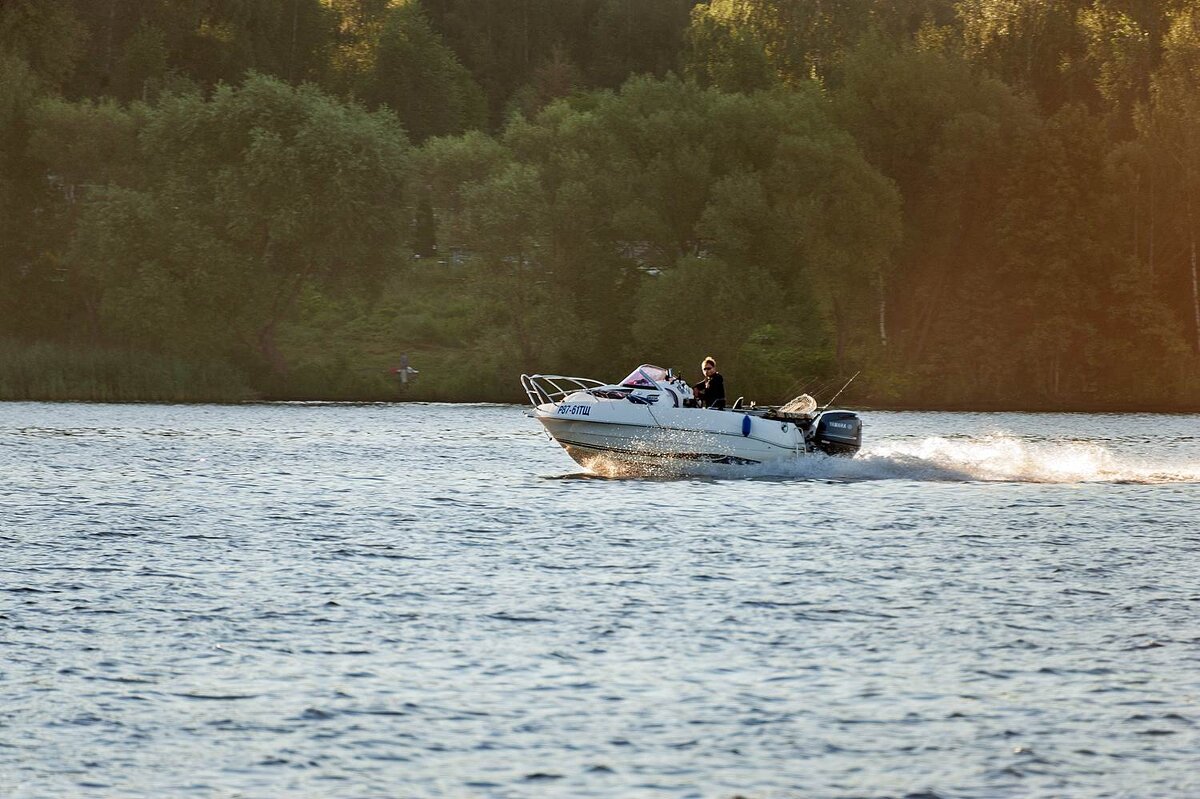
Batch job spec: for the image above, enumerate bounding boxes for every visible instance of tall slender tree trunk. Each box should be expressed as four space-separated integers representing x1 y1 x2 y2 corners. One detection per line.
522 0 530 72
288 0 300 82
1187 184 1200 355
1192 230 1200 355
910 254 952 363
1149 156 1157 277
878 271 887 348
105 0 116 79
1132 171 1140 266
258 321 288 377
255 253 311 377
833 297 846 374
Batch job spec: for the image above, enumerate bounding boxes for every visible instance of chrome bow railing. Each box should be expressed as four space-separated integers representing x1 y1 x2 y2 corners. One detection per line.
520 374 605 408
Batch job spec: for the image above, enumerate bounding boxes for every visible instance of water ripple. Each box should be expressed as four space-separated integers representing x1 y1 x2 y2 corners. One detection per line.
1 403 1198 798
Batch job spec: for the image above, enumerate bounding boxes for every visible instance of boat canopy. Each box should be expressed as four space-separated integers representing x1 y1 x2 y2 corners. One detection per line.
619 364 669 388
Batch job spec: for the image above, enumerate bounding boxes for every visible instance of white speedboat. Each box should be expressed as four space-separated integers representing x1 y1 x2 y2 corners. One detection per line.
521 364 862 471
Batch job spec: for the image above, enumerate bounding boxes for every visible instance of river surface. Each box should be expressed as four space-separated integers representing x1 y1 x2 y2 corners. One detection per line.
2 402 1199 799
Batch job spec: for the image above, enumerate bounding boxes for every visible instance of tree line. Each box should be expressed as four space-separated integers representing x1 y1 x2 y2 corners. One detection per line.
1 0 1198 408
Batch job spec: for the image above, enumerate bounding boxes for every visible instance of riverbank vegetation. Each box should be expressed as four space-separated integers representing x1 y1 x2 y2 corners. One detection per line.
2 1 1199 409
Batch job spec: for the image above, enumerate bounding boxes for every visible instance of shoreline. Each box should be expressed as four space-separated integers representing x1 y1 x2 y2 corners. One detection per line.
3 396 1199 414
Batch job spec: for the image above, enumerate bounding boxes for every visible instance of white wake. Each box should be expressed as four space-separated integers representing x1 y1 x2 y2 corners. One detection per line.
572 434 1200 484
796 434 1200 484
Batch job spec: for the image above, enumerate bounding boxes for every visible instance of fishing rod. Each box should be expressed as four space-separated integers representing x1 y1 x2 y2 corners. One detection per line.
783 374 837 403
819 370 861 412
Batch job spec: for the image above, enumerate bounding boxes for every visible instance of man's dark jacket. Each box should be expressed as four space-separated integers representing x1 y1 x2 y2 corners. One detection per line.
693 372 726 409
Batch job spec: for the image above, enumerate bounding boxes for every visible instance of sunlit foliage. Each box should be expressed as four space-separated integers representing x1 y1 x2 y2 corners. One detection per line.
2 0 1199 406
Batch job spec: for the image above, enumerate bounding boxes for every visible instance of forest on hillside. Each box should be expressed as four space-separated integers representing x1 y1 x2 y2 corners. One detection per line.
1 0 1199 408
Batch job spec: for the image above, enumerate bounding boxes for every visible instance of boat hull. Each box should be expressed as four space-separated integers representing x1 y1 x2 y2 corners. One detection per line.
534 404 807 472
522 368 861 473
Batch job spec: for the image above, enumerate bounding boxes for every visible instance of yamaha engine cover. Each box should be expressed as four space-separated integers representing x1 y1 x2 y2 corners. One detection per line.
813 411 862 455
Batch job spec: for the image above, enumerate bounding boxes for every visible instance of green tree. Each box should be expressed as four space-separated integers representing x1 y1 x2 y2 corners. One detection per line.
587 0 695 87
415 130 510 241
955 0 1094 112
64 74 412 373
0 53 47 338
447 76 900 385
1136 4 1200 357
504 44 584 121
13 97 149 341
28 97 145 189
833 35 1034 377
421 0 588 125
1092 132 1191 402
1077 2 1154 134
0 0 86 89
364 1 486 141
325 0 395 85
64 0 335 100
991 103 1114 399
685 0 896 90
0 2 87 339
683 1 776 92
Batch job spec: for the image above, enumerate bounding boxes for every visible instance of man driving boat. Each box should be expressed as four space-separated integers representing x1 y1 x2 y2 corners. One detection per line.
692 356 726 409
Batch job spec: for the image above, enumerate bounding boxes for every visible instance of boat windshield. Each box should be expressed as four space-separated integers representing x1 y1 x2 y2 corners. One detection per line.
619 364 669 388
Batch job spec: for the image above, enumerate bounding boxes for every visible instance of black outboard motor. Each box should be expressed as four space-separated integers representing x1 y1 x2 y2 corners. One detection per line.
813 410 862 455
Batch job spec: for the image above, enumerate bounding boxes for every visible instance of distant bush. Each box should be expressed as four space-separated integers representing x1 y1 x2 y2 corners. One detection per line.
259 359 402 402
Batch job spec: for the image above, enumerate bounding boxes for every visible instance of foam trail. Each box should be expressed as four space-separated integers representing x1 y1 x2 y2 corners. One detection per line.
566 434 1200 484
858 434 1200 484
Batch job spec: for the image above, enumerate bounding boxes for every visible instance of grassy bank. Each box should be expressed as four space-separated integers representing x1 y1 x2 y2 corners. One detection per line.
0 340 255 403
4 336 1198 413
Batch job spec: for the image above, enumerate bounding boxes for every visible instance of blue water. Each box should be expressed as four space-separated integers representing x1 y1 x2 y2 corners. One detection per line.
2 402 1199 798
